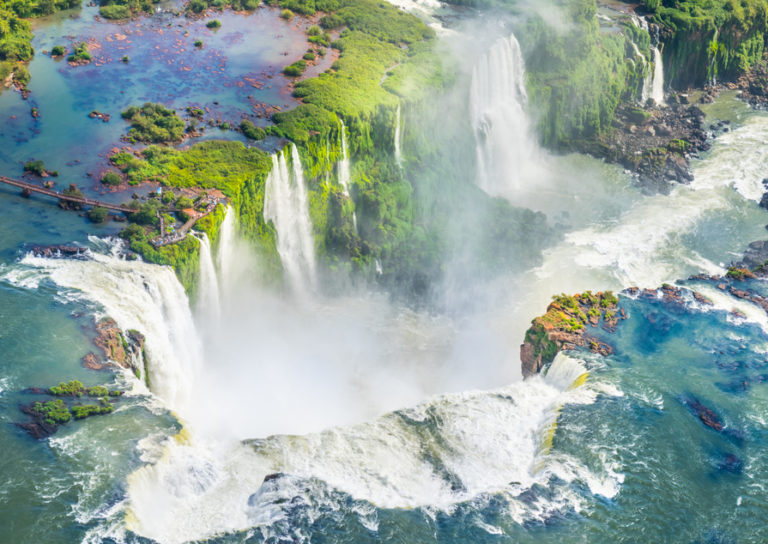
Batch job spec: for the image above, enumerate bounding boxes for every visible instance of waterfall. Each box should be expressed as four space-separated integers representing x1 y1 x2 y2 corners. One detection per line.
195 232 221 321
470 33 538 197
630 42 652 104
263 144 317 294
17 246 203 414
338 119 358 231
650 46 665 105
217 206 236 286
394 104 403 168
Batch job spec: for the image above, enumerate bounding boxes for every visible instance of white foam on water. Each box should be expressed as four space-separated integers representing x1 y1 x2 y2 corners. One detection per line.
124 354 622 543
690 283 768 334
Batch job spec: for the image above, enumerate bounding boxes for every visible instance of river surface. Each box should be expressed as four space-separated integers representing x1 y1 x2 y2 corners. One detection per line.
2 5 768 544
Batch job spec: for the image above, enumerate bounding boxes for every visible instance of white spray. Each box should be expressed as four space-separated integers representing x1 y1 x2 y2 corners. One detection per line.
263 144 318 295
470 33 542 198
338 119 358 231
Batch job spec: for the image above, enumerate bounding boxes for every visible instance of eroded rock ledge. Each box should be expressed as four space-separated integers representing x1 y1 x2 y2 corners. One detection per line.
574 101 709 194
520 291 621 378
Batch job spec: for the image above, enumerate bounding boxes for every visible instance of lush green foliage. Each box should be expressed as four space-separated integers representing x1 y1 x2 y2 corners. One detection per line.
23 159 45 176
71 399 114 419
87 206 109 223
50 45 65 56
121 102 186 143
518 0 648 146
32 399 71 425
67 41 91 62
206 18 221 28
644 0 768 86
101 170 122 186
283 59 306 77
49 380 86 396
240 119 266 140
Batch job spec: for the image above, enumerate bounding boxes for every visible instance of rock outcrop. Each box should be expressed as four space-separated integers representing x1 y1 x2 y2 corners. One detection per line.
520 291 620 378
575 102 709 193
81 318 144 376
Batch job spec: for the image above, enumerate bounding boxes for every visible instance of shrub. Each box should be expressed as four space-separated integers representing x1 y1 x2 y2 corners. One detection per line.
280 8 293 19
23 160 46 176
303 51 316 61
240 119 266 140
194 40 203 48
121 102 186 143
283 60 306 77
175 196 194 209
206 19 221 28
32 399 71 425
87 206 109 223
307 25 322 36
101 170 123 186
320 14 343 29
99 4 131 19
51 45 65 56
50 380 86 396
122 55 130 63
67 42 91 63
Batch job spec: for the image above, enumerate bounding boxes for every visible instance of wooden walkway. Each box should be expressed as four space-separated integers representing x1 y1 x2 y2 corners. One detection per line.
0 175 136 213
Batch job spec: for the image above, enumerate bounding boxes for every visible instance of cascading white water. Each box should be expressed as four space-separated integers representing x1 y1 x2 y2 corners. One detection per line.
394 104 403 167
217 205 237 287
123 352 619 544
195 232 221 321
630 42 653 104
13 242 203 414
337 119 358 231
651 46 665 105
470 33 541 197
263 144 317 294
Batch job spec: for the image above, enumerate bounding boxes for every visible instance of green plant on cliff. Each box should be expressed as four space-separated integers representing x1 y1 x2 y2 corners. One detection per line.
643 0 768 87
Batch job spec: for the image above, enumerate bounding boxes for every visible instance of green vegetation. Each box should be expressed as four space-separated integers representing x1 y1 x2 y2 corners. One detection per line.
31 399 71 425
99 4 131 18
23 159 46 176
101 170 123 186
643 0 768 87
303 51 316 61
122 55 130 62
280 8 293 19
87 206 109 223
726 266 756 280
206 18 221 28
282 60 306 77
49 380 87 396
194 39 203 48
50 45 65 56
121 102 186 143
186 0 259 13
67 41 91 63
71 398 114 419
240 119 266 140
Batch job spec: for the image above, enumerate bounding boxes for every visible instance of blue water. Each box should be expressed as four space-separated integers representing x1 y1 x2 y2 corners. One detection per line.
2 4 768 544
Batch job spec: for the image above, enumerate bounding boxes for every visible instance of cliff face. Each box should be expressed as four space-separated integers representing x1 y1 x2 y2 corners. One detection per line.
645 0 768 88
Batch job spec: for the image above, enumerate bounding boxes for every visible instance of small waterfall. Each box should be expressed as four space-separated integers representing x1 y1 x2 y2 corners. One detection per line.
263 144 317 294
195 232 221 320
650 46 665 105
338 119 358 231
470 33 538 197
394 104 403 168
630 42 652 104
